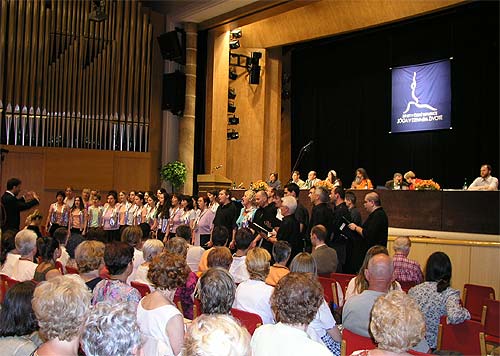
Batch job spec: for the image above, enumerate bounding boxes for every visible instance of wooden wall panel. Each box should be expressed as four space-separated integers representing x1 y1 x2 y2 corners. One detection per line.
113 155 151 191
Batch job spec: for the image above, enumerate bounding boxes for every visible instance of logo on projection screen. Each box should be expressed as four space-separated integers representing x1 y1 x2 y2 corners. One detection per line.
391 60 451 133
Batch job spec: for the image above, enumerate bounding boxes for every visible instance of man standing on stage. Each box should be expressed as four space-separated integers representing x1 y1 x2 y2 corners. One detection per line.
348 192 388 248
468 164 498 191
214 189 238 247
1 178 40 233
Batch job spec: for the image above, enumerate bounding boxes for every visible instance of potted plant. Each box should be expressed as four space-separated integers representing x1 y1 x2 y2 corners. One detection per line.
160 161 187 192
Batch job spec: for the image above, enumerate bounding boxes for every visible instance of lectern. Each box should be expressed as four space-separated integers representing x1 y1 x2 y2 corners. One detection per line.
197 174 232 195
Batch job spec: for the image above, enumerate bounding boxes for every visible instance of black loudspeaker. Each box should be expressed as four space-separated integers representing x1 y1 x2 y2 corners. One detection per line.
157 30 185 64
162 71 186 116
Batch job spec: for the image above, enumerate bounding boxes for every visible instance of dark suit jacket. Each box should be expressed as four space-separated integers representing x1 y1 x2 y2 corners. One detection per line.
311 244 338 274
362 207 389 247
309 203 334 238
1 192 39 232
276 214 301 260
384 180 409 190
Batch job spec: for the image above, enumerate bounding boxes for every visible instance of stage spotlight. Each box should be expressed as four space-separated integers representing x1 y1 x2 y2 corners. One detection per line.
229 40 240 50
230 29 242 39
228 102 236 113
228 116 239 125
227 130 239 140
248 52 262 85
229 67 237 80
228 87 236 99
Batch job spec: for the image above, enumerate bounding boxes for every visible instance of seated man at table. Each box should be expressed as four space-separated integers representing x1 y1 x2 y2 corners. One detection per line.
392 236 423 285
385 172 409 190
468 164 499 191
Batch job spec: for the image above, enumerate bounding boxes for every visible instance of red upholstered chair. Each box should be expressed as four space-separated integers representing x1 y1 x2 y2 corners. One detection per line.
65 265 79 274
340 328 377 356
192 298 202 319
231 308 263 335
54 261 64 274
0 274 20 303
331 273 355 306
130 281 151 298
407 350 433 356
437 315 483 355
463 283 495 321
480 299 500 355
398 280 418 293
318 276 336 305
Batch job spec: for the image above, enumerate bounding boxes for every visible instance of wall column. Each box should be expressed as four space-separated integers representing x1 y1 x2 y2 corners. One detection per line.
179 22 197 194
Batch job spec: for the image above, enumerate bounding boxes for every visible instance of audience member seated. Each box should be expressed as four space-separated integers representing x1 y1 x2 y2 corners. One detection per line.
289 252 342 354
310 224 338 274
265 241 291 286
0 281 42 356
92 242 141 305
25 210 44 238
165 237 199 320
229 228 253 283
32 275 92 356
0 229 19 276
133 238 164 288
207 246 233 271
52 227 71 270
199 267 236 315
352 291 426 356
351 168 373 190
121 226 145 284
75 240 105 291
9 229 38 282
392 237 423 285
267 172 282 190
345 246 401 301
384 172 408 190
174 224 205 273
342 254 394 337
408 252 471 349
251 273 331 356
233 247 275 324
468 164 499 191
82 302 142 356
184 314 251 356
198 226 229 273
33 236 62 281
137 252 189 356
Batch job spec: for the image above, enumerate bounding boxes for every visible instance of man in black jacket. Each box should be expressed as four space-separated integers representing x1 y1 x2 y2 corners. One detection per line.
348 192 388 248
1 178 40 233
308 186 334 245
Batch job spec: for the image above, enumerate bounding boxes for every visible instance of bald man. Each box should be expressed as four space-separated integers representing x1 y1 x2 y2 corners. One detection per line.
342 254 394 337
348 192 388 247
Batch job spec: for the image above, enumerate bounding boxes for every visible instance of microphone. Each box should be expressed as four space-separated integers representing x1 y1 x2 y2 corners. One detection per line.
303 140 314 151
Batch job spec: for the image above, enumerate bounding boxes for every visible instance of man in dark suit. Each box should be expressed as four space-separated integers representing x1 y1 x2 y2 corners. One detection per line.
385 172 409 190
1 178 40 233
308 186 334 243
269 195 301 260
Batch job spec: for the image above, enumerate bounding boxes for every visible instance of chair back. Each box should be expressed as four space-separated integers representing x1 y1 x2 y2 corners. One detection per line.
398 280 417 293
65 265 79 274
407 350 433 355
463 283 495 321
318 276 337 305
0 274 20 303
437 315 483 355
480 299 500 355
192 298 202 319
130 281 151 298
331 273 355 306
231 308 263 335
340 328 377 356
55 261 64 274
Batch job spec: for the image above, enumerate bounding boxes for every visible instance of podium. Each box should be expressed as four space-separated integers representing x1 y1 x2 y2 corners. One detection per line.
197 174 232 195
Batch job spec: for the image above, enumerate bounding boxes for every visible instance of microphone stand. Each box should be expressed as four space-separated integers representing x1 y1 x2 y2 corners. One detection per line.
290 142 312 179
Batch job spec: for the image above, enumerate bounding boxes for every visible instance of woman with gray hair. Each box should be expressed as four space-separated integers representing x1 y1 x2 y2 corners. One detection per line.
133 238 164 288
31 275 92 356
10 229 38 281
81 302 142 356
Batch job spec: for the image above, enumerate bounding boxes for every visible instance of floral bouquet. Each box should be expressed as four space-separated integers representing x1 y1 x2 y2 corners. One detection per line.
251 180 269 192
314 180 335 191
414 179 441 191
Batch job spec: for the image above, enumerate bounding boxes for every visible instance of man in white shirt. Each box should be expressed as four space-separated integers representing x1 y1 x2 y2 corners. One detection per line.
305 171 321 189
10 229 38 281
468 164 498 190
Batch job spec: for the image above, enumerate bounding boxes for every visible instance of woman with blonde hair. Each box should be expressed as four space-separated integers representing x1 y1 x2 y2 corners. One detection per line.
25 210 43 238
344 245 401 301
352 291 426 355
31 275 92 356
235 190 257 230
233 247 274 324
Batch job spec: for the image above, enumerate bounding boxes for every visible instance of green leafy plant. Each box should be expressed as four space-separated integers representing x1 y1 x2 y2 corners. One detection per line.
160 161 187 192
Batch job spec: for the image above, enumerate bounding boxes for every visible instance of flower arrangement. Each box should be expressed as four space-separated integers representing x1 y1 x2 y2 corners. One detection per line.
314 180 334 191
414 179 441 191
251 180 269 192
160 161 187 192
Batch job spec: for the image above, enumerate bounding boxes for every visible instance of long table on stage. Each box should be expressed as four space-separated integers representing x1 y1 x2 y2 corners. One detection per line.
231 189 499 235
